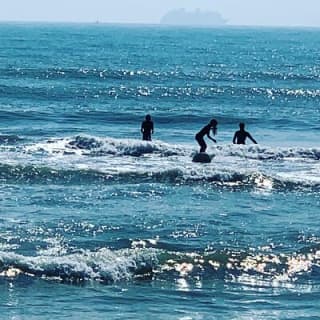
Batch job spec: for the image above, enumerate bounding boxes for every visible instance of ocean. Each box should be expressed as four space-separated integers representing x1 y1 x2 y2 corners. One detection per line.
1 23 320 319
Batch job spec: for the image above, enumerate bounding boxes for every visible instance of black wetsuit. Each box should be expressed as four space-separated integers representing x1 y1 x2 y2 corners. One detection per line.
141 120 154 141
233 130 256 144
195 124 211 153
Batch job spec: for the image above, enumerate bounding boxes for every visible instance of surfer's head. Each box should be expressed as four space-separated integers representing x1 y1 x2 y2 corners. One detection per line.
239 122 245 130
145 114 151 121
210 119 217 127
210 119 218 135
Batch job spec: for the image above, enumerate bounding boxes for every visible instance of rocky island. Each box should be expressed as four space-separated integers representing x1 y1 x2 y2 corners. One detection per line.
160 8 227 27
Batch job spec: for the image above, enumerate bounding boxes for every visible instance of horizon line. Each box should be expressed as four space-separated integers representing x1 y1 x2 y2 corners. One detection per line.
0 20 320 29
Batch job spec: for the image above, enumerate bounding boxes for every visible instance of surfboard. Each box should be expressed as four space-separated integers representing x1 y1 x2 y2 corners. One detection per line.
192 152 212 163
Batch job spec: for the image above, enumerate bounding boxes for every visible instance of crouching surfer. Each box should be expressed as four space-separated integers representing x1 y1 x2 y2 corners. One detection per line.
195 119 218 153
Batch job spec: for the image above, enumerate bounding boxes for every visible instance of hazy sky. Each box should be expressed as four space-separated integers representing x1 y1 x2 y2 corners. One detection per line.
1 0 319 27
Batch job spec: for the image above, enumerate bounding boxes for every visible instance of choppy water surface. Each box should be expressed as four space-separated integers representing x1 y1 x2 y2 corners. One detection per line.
1 23 320 319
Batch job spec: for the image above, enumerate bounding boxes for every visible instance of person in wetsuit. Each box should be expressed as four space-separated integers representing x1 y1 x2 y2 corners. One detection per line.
141 114 154 141
195 119 218 153
233 122 257 145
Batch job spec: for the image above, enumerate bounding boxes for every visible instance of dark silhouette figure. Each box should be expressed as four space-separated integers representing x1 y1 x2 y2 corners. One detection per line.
141 114 154 141
233 123 257 145
195 119 218 153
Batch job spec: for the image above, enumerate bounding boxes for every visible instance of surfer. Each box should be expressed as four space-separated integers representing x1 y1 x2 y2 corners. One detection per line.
195 119 218 153
141 114 154 141
233 122 257 145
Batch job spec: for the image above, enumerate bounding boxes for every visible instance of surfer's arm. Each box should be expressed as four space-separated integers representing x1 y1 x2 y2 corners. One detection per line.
232 132 237 144
207 134 216 143
247 133 257 144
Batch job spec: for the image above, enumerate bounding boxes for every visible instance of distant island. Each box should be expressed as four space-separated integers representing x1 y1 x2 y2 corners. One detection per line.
160 8 227 27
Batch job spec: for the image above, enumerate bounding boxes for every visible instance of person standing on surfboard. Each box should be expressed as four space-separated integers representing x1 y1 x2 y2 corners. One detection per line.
141 114 154 141
195 119 218 153
232 122 257 145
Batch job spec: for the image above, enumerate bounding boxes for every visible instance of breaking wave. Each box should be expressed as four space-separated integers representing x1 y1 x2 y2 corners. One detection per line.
22 135 320 160
0 162 318 191
1 245 320 285
0 135 318 190
0 248 156 283
24 135 185 157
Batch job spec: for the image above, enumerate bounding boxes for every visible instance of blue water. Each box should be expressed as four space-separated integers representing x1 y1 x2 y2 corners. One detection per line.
1 23 320 319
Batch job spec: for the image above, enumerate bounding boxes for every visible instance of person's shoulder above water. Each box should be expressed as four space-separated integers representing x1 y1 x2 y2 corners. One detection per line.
233 122 257 145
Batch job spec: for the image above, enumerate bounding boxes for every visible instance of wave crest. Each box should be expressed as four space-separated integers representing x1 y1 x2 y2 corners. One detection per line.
0 137 318 189
0 248 157 283
1 246 320 285
25 135 185 157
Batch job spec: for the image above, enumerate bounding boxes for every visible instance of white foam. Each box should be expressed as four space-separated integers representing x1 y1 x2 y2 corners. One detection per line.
0 247 157 282
1 136 320 188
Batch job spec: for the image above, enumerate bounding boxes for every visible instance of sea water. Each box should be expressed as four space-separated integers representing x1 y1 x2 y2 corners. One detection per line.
0 23 320 319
